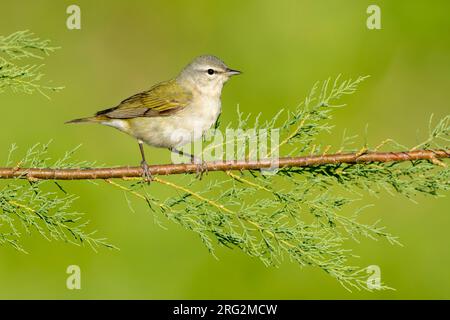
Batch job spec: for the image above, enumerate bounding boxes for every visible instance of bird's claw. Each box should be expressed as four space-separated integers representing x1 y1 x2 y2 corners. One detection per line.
194 160 208 180
141 160 153 183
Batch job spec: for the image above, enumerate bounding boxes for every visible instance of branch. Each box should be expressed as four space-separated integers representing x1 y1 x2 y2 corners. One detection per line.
1 149 448 180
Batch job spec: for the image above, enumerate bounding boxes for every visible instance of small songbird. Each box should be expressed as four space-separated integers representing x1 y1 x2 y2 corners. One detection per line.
66 55 241 180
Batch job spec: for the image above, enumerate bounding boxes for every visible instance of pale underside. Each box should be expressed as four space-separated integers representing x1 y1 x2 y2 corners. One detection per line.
104 97 221 148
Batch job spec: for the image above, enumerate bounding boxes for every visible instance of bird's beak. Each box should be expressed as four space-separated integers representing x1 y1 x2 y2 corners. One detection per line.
226 68 242 76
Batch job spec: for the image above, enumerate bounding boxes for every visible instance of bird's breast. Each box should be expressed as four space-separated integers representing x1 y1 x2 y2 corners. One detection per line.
124 97 221 148
185 96 221 131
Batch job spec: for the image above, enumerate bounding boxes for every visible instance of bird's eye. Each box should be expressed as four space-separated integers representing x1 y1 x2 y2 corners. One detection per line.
207 68 215 75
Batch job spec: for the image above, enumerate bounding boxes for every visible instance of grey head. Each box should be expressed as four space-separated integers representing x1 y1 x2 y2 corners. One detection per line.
177 55 241 96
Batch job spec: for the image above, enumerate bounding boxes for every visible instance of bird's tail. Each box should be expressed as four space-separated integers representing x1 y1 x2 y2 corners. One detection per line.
65 116 101 124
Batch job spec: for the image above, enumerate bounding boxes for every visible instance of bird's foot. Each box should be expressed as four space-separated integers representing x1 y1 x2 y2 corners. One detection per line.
141 160 153 183
193 159 208 180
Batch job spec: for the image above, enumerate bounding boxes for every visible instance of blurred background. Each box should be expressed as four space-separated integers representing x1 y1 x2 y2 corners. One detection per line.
0 0 449 299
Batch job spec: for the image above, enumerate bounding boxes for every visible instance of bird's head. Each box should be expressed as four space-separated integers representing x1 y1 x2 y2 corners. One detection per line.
177 55 241 96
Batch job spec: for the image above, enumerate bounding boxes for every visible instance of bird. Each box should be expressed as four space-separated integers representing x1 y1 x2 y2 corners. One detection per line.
66 55 241 181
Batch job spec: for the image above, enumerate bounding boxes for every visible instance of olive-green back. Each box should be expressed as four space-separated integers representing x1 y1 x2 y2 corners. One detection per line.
96 79 192 119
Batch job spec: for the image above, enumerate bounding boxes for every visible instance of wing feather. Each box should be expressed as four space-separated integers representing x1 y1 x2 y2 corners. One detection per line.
96 79 192 119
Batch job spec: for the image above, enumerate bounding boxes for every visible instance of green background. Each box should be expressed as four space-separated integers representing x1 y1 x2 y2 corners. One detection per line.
0 0 449 299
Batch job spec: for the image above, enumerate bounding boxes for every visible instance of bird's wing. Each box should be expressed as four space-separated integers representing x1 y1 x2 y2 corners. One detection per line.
96 80 192 119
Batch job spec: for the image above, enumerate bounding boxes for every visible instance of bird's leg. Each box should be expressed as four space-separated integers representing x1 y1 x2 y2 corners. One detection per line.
138 141 153 183
169 147 208 179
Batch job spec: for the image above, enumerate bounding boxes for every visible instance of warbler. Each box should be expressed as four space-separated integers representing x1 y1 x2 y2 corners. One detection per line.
66 55 241 180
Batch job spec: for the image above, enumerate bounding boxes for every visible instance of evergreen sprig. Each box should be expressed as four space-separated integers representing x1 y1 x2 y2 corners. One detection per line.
1 29 448 291
0 65 448 290
0 30 63 98
0 142 116 253
101 76 448 291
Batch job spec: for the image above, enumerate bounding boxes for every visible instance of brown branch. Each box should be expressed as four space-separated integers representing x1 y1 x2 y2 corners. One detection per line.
0 149 448 181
